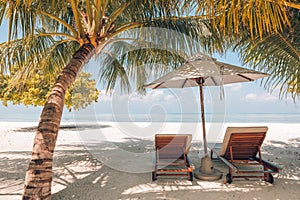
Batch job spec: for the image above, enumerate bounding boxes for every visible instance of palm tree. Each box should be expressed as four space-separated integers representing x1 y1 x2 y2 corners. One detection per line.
0 0 299 199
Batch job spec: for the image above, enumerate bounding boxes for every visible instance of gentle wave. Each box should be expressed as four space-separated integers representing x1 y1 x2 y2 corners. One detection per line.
0 112 299 123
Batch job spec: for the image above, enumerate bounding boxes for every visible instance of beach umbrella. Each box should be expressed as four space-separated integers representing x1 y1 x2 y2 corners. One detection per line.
144 53 269 179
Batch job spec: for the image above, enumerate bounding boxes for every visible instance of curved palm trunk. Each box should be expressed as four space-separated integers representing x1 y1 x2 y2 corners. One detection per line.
23 43 95 200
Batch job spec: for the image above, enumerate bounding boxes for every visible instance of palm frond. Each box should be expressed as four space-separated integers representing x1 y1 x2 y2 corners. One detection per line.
99 52 131 93
0 1 6 26
0 30 79 84
98 38 188 93
39 10 78 37
236 33 300 98
194 0 295 39
234 8 300 98
145 18 230 54
3 1 37 40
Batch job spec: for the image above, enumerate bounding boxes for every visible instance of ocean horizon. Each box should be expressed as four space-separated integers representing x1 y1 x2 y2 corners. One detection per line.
0 112 299 123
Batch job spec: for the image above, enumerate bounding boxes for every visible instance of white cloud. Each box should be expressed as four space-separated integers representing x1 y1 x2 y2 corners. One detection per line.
148 90 164 99
98 89 174 104
245 93 257 101
244 93 278 102
225 83 242 91
164 94 174 101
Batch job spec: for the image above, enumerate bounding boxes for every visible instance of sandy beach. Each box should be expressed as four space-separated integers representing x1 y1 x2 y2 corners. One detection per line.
0 121 299 200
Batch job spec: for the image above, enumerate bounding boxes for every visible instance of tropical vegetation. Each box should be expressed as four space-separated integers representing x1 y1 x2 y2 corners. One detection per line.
235 7 300 98
0 71 99 110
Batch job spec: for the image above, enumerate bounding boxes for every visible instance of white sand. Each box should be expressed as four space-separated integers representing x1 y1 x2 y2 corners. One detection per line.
0 121 299 199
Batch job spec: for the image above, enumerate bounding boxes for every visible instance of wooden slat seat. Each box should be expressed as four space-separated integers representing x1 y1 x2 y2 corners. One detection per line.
152 134 193 181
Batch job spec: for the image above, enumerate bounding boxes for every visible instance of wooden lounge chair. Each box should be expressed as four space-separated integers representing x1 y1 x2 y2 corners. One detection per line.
210 127 281 184
152 134 193 181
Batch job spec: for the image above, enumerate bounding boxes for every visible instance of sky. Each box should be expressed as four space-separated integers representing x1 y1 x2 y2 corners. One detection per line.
89 53 299 115
0 19 299 121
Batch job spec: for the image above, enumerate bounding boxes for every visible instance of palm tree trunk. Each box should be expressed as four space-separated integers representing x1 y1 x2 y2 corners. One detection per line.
22 43 95 200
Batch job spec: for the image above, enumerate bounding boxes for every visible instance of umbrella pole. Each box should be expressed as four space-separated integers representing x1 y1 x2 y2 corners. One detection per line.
199 84 208 156
194 83 222 181
194 82 221 181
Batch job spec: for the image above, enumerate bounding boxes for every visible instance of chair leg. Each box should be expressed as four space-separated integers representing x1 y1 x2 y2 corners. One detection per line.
226 173 232 184
265 173 274 184
189 172 193 181
152 171 157 181
152 151 158 181
226 168 233 184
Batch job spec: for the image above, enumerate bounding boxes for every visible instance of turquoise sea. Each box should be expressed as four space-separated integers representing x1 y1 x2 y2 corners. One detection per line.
71 113 300 123
0 111 299 123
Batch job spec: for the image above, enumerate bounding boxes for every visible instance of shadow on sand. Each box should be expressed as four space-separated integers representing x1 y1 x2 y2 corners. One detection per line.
0 137 299 200
13 124 112 133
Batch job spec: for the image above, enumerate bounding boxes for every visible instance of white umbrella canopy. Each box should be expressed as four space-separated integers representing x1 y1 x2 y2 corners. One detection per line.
145 54 269 89
144 54 269 157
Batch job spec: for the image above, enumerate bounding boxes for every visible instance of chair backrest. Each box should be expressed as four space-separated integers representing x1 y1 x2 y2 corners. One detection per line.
155 134 192 159
220 127 268 159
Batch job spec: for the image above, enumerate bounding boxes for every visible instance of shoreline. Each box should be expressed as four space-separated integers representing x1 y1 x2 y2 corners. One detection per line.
1 112 300 124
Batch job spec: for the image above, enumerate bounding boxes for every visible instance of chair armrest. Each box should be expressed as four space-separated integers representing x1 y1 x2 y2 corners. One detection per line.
211 147 221 155
219 156 238 172
255 157 282 173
